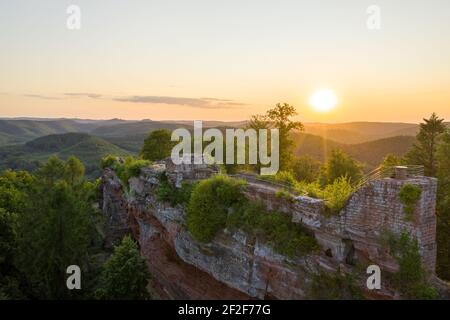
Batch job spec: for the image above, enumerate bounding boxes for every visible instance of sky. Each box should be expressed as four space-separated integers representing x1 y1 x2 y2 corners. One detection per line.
0 0 449 123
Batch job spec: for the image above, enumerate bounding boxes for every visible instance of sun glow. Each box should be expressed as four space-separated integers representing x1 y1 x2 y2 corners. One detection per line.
309 89 338 112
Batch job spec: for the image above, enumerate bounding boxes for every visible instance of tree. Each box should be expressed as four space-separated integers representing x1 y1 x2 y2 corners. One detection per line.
406 113 446 177
64 156 85 186
95 236 150 300
436 130 450 280
141 129 174 161
380 154 404 170
292 155 320 182
244 115 271 173
14 157 97 299
264 103 303 170
319 149 363 186
0 209 17 287
36 155 66 186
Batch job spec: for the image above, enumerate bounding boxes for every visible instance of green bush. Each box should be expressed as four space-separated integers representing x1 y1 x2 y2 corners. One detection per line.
187 175 247 242
307 269 364 300
275 189 294 202
186 175 318 257
157 173 196 207
115 156 152 189
100 155 120 169
259 171 297 186
399 184 422 221
322 176 354 215
227 201 319 258
382 230 438 299
294 177 354 215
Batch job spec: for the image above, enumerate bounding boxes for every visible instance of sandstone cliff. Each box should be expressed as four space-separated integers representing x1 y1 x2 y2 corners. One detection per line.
100 160 440 299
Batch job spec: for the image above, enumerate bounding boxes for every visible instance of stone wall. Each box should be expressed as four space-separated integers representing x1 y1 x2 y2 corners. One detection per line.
100 160 439 299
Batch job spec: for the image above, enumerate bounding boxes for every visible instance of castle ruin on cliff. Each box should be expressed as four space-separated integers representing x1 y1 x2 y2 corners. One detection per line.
100 159 440 299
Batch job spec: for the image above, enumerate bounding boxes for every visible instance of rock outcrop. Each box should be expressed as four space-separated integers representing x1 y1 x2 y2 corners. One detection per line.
100 160 440 299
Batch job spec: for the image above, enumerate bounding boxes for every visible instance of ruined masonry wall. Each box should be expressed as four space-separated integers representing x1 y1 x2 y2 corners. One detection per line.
101 160 438 299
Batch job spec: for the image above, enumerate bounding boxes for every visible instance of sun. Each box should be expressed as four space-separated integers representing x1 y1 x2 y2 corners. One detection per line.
309 89 338 112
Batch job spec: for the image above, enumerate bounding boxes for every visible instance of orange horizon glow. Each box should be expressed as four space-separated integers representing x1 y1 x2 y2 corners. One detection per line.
1 1 449 123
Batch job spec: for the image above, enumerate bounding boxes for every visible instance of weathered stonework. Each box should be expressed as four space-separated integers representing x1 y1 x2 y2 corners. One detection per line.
100 159 441 299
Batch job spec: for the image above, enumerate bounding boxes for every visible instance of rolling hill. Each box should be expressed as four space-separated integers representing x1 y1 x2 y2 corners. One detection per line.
1 117 447 148
294 133 416 169
0 133 130 178
90 120 192 138
0 119 95 145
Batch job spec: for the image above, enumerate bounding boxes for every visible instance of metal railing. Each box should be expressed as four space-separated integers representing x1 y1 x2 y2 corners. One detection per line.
354 165 425 190
229 165 425 196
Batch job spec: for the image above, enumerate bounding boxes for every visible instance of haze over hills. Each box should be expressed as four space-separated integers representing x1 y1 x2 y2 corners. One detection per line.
302 122 420 144
294 133 416 169
0 117 447 177
0 117 436 146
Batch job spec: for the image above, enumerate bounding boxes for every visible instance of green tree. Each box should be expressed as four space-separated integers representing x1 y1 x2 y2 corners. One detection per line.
15 157 97 299
406 113 446 177
436 130 450 280
319 149 363 186
380 154 404 170
37 155 66 186
264 103 303 170
0 209 17 292
64 156 85 185
141 129 174 161
95 236 150 300
0 170 33 213
292 155 320 182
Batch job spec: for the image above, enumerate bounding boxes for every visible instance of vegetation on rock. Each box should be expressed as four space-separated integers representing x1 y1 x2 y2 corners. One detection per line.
157 173 196 207
187 175 319 258
382 231 438 299
398 184 422 221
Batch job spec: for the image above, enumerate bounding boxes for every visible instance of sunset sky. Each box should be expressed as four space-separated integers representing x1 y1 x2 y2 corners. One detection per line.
1 0 449 122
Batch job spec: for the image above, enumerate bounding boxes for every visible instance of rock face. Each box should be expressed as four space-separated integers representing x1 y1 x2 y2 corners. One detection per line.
100 168 131 248
100 160 439 299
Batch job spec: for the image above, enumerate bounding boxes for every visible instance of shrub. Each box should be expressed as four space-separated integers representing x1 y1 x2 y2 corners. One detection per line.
275 189 294 202
295 177 354 215
227 201 319 258
382 230 438 299
100 155 120 169
115 157 151 189
399 184 422 221
307 269 364 300
260 171 297 186
294 181 323 198
187 175 247 242
157 173 196 207
322 176 354 215
186 175 319 257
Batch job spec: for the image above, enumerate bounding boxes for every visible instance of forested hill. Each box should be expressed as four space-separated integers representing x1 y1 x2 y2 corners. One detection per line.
0 133 129 178
2 118 445 147
0 118 437 177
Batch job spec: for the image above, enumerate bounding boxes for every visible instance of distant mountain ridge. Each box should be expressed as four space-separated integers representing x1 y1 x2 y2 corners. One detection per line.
0 117 447 177
294 133 416 169
0 117 448 147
